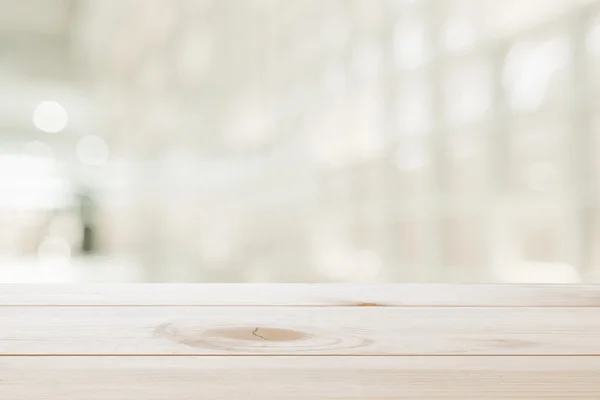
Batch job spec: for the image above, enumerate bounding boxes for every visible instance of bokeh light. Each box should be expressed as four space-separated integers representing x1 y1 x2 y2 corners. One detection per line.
76 135 110 166
32 101 68 133
503 36 569 112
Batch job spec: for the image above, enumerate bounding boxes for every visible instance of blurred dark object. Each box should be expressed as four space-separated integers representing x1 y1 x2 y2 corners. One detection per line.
76 186 97 255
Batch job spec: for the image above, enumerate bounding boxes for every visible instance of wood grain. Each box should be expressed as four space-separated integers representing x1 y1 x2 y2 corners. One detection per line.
3 284 600 399
2 283 600 306
2 356 600 399
1 305 600 355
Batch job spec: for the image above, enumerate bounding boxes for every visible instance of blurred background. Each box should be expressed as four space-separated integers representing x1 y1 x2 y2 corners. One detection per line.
1 0 600 283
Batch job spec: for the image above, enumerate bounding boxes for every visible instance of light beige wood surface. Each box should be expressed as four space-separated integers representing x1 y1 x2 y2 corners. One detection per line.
1 306 600 355
1 284 600 399
2 356 600 399
3 283 600 306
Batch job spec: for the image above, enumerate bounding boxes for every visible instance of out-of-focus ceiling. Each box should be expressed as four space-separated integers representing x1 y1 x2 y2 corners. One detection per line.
0 0 72 35
0 0 75 79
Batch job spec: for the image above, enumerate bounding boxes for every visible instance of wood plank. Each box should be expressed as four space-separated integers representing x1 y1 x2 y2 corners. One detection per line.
2 284 600 306
2 306 600 355
2 356 600 399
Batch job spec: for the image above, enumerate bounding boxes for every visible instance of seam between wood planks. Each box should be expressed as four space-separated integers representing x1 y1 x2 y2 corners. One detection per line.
3 304 600 307
4 353 600 357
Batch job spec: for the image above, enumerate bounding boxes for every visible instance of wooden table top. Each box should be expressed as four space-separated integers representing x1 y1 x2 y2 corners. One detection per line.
2 284 600 399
